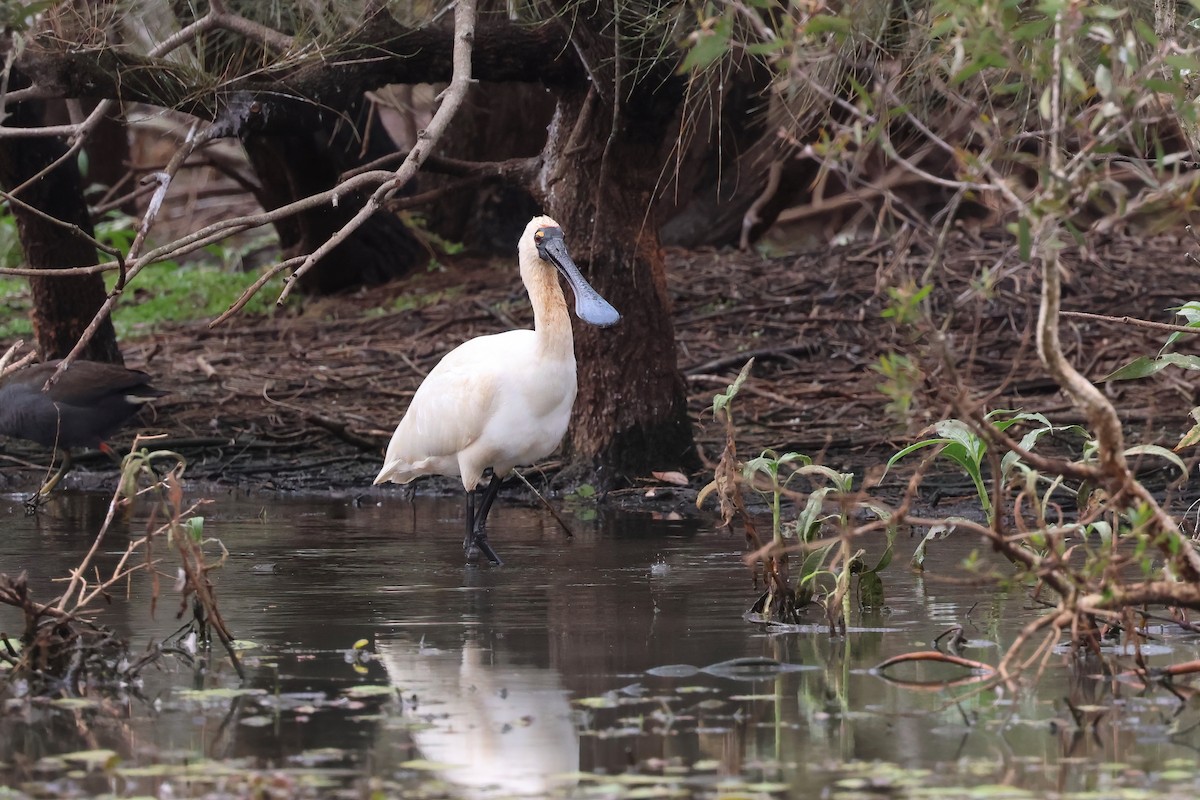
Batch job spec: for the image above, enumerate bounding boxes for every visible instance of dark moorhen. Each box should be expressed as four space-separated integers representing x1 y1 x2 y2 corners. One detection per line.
0 360 167 502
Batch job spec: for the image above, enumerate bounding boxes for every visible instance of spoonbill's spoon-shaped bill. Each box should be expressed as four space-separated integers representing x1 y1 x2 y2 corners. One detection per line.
534 226 620 327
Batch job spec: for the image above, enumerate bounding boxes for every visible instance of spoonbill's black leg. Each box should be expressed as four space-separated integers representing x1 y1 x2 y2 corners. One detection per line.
463 472 503 565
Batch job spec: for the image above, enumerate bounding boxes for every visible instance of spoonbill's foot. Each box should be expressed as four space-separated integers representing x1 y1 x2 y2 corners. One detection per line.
467 531 503 566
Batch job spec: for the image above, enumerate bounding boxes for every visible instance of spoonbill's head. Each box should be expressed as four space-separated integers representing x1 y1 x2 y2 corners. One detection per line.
521 216 621 327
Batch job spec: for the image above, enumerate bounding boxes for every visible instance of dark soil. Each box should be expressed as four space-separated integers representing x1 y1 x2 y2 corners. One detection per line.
3 228 1198 508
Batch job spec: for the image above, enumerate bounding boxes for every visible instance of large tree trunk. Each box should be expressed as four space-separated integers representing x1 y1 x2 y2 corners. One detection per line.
539 70 697 481
241 122 427 294
0 95 121 363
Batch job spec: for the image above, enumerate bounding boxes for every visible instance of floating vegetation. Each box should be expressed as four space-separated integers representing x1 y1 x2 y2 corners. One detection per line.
6 494 1200 798
0 445 237 700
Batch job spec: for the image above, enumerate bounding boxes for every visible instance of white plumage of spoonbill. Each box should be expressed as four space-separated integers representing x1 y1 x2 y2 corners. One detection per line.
373 215 620 565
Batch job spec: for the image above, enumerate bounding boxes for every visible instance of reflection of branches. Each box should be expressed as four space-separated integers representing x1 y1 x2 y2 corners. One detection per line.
874 649 997 686
0 435 239 696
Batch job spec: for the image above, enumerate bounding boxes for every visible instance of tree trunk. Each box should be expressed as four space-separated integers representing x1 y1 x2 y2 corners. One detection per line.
539 79 697 482
81 103 136 214
0 95 121 363
241 124 427 294
425 81 553 255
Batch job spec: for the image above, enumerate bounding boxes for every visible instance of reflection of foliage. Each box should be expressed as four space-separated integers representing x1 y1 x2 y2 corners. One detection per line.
0 441 240 697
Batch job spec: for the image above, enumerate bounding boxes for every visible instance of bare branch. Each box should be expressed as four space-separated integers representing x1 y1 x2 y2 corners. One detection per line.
275 0 479 304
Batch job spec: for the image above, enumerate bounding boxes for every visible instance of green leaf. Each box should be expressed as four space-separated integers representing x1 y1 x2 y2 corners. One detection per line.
805 14 851 37
910 524 955 571
1172 300 1200 325
744 452 781 481
858 571 884 609
1017 216 1032 261
746 40 786 57
873 538 894 573
679 18 733 74
1176 412 1200 450
1133 19 1159 47
1084 5 1126 20
799 543 836 584
1124 443 1189 477
846 74 874 112
1039 85 1053 121
775 451 813 469
185 516 204 541
930 15 958 38
712 357 755 417
60 749 120 769
1166 54 1200 73
1165 301 1200 348
795 486 833 541
883 439 945 479
1011 18 1053 41
1094 63 1112 98
1061 60 1086 94
796 463 851 490
1145 78 1180 94
1156 353 1200 374
1103 355 1171 382
933 419 986 465
951 53 1008 85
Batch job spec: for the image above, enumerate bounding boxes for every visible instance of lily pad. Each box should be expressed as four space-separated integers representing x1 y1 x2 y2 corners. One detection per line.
400 758 462 771
646 664 700 678
239 715 274 727
702 657 803 680
60 749 119 769
345 684 394 698
176 687 268 701
50 698 100 710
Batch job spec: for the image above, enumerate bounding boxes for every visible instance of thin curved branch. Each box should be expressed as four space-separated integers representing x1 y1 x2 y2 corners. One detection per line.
1061 310 1200 336
275 0 478 304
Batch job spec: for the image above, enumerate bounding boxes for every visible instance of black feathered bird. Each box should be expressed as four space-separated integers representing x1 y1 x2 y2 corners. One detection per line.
0 360 167 498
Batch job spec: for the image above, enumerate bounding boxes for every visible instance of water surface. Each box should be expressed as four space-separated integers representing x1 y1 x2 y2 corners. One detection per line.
2 490 1200 798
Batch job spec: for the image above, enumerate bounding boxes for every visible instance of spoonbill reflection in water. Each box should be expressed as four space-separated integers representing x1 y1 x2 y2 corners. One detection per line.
374 216 620 564
376 638 580 796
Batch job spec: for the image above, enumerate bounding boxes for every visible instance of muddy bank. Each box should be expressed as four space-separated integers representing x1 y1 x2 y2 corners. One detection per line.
1 229 1195 505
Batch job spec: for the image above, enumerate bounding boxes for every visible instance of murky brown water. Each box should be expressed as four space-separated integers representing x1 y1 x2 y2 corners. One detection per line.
3 490 1200 798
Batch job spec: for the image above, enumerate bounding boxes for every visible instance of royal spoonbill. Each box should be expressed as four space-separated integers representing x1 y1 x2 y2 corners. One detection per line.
0 360 167 498
373 215 620 564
